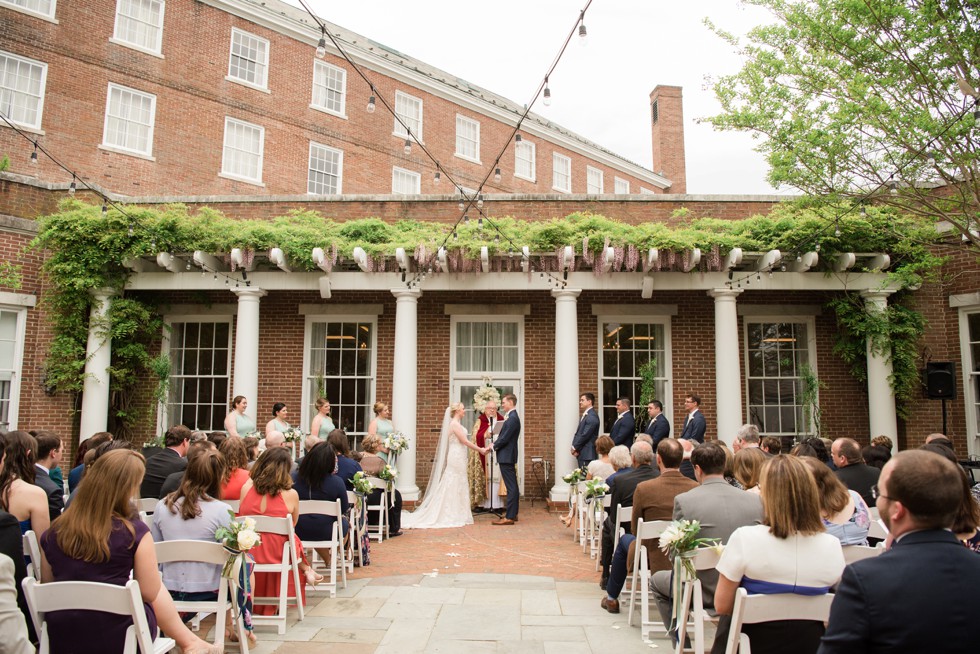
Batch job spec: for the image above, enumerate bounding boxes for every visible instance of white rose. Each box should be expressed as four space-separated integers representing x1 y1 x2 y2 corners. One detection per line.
237 529 260 550
243 517 256 531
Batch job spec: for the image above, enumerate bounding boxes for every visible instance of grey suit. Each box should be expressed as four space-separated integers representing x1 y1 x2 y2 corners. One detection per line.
651 478 763 652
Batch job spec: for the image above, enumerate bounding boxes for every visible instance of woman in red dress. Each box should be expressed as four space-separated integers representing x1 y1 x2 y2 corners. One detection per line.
238 447 322 614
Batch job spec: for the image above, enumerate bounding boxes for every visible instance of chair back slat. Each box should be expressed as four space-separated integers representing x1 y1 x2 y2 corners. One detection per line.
241 514 292 536
224 499 240 513
298 499 342 518
725 587 834 654
154 539 229 566
867 519 888 540
634 518 672 539
842 544 883 564
137 498 159 513
22 530 42 582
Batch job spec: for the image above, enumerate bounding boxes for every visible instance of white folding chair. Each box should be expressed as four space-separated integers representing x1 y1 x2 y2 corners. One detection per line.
366 477 390 543
576 488 588 548
224 499 240 513
842 544 884 564
22 530 41 583
674 546 723 654
154 539 249 652
241 514 305 634
588 495 611 562
298 499 347 597
346 490 363 569
867 518 888 541
613 504 633 559
724 588 835 654
626 517 672 640
138 497 159 514
22 577 176 654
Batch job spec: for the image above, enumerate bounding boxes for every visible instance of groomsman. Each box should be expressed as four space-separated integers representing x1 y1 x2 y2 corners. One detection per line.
644 400 670 448
608 397 636 448
679 393 706 443
571 393 601 469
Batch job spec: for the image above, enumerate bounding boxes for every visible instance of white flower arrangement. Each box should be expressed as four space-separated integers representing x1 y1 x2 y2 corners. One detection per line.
215 513 262 581
383 431 409 453
351 470 374 495
563 467 588 484
658 519 721 577
473 376 501 412
378 464 398 482
583 477 609 500
282 427 306 444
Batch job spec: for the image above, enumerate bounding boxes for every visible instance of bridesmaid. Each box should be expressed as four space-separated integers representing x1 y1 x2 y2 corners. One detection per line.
310 398 336 441
366 402 393 463
265 402 291 437
224 396 256 438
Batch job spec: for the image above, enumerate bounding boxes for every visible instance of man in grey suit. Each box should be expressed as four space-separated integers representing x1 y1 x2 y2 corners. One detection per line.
651 442 763 652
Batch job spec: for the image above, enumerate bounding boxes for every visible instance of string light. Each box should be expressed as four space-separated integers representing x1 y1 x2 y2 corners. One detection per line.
578 12 588 45
102 200 108 214
403 138 412 155
434 171 440 184
68 176 76 195
366 95 376 113
477 194 484 208
494 168 502 183
515 133 522 143
30 143 38 165
543 76 552 106
887 179 898 195
316 27 327 58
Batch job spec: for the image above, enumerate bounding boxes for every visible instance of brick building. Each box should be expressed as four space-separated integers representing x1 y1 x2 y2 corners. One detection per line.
1 0 976 500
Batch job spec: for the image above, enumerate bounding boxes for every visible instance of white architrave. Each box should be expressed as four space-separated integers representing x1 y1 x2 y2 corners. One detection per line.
861 290 898 449
231 287 267 425
392 288 422 500
551 288 582 501
79 288 117 440
707 288 743 446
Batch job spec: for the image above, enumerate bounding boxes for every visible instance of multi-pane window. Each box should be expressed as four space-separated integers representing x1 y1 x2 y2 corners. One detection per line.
393 91 422 140
615 177 630 194
392 167 420 195
745 321 813 436
455 114 480 161
455 321 520 373
166 320 231 432
515 140 535 181
113 0 165 54
1 0 55 19
308 142 342 195
0 51 47 130
102 83 156 156
966 313 980 438
311 60 346 116
307 321 374 443
553 153 571 192
600 321 667 429
227 28 269 89
587 166 604 194
0 308 25 432
221 117 264 184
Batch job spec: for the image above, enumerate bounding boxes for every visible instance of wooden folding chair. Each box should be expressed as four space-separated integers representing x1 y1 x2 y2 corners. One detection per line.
154 539 249 652
626 517 672 640
22 530 41 583
22 578 176 654
724 588 835 654
674 546 723 654
240 514 305 634
298 499 347 597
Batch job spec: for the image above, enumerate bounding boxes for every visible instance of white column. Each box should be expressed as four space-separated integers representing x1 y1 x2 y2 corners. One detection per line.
861 290 898 449
708 288 744 447
551 288 582 501
392 289 421 500
79 288 116 440
231 288 266 426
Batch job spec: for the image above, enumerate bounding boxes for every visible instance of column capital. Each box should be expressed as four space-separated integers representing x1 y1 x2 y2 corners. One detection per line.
707 288 743 300
551 288 582 300
231 287 267 300
391 288 422 301
860 289 893 304
88 287 118 301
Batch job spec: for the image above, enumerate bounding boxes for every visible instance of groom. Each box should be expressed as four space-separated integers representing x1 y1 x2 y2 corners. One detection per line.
492 393 521 526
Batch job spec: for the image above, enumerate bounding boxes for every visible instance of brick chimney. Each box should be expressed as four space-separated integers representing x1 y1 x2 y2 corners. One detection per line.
650 85 687 194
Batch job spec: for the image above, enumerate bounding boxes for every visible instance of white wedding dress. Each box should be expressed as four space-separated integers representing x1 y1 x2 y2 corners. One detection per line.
402 414 474 529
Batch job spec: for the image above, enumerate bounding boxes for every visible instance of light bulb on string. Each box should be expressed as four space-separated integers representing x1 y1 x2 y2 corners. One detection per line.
458 200 465 211
434 171 441 184
366 95 376 113
68 176 76 195
477 194 484 208
494 168 501 183
463 215 470 224
515 133 522 143
403 138 412 155
185 262 192 271
102 201 108 214
543 77 552 107
888 179 898 195
30 143 38 165
128 225 135 237
478 217 483 229
316 28 327 59
578 21 587 45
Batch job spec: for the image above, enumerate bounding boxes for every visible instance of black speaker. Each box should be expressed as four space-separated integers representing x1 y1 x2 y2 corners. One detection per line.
925 362 956 399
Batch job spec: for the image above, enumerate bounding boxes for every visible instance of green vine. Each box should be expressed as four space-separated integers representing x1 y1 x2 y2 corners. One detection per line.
797 362 824 435
0 261 22 290
638 358 659 406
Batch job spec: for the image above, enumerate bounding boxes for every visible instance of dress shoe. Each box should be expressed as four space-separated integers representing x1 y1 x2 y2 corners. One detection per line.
492 518 515 526
388 530 403 538
600 597 620 614
599 576 609 591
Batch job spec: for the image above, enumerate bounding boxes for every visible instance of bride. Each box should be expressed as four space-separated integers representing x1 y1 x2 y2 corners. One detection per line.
402 403 488 529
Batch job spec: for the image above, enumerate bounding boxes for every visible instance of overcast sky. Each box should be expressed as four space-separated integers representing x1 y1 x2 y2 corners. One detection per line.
291 0 784 195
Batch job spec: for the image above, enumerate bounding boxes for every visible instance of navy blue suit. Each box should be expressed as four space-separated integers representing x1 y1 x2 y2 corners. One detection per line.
645 413 670 447
572 408 600 468
494 409 521 520
819 529 980 653
680 410 706 443
608 411 636 448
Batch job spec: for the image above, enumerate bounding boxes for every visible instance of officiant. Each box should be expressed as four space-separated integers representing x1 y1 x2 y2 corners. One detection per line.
469 397 504 508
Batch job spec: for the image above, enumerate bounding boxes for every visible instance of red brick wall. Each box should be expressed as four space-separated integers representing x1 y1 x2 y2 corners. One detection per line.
650 85 686 193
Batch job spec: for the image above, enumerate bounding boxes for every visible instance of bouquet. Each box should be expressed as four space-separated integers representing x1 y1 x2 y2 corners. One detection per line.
658 519 721 578
244 430 263 441
383 431 409 454
563 467 588 485
351 470 374 495
378 464 398 484
282 427 306 444
472 376 501 412
215 513 262 579
583 477 609 500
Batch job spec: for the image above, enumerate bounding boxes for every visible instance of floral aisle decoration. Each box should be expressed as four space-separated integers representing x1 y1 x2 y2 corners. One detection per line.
562 467 588 485
659 519 722 627
583 477 609 500
351 471 374 514
378 464 398 493
215 513 261 612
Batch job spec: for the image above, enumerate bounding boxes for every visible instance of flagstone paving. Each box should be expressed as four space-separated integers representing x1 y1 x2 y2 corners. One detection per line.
207 502 710 653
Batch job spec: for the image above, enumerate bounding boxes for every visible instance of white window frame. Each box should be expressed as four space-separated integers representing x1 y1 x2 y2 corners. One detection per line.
110 0 165 57
596 315 674 431
301 315 378 450
310 59 347 118
226 27 269 92
307 141 343 195
614 177 630 194
158 315 233 434
0 50 47 131
552 152 571 193
391 166 420 195
100 82 157 158
0 0 57 21
0 303 28 432
640 187 656 194
514 140 535 182
587 166 604 194
220 116 265 186
742 315 819 438
958 307 980 458
393 90 422 141
454 114 480 163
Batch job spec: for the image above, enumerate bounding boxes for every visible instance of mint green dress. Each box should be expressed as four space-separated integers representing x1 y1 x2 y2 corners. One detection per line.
375 418 394 463
235 412 256 436
316 416 336 440
269 418 290 433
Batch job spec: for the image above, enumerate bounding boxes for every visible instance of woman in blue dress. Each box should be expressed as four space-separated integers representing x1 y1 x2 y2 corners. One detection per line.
224 395 256 438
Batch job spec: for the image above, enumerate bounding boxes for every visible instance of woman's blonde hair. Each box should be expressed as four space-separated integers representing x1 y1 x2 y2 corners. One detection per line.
373 401 388 416
760 455 824 539
733 447 767 489
801 456 850 515
249 447 293 496
361 434 382 453
52 449 146 562
448 402 465 415
315 397 330 410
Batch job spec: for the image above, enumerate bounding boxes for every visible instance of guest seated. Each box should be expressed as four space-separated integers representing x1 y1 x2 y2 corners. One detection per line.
158 440 216 498
733 447 766 493
68 432 112 493
798 437 834 470
760 436 781 455
140 425 190 499
719 442 743 489
238 447 322 614
606 445 632 484
292 442 351 560
0 431 49 536
861 444 891 471
219 436 252 501
951 466 980 552
359 435 402 536
802 456 870 545
715 455 844 654
40 449 219 654
870 435 893 451
241 436 260 469
66 440 134 508
586 436 615 480
327 429 362 491
206 432 226 450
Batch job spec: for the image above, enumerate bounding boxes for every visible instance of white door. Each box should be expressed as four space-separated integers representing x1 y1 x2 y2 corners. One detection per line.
451 379 523 492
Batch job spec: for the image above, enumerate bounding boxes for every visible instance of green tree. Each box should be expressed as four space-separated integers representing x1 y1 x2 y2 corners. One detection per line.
706 0 980 245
